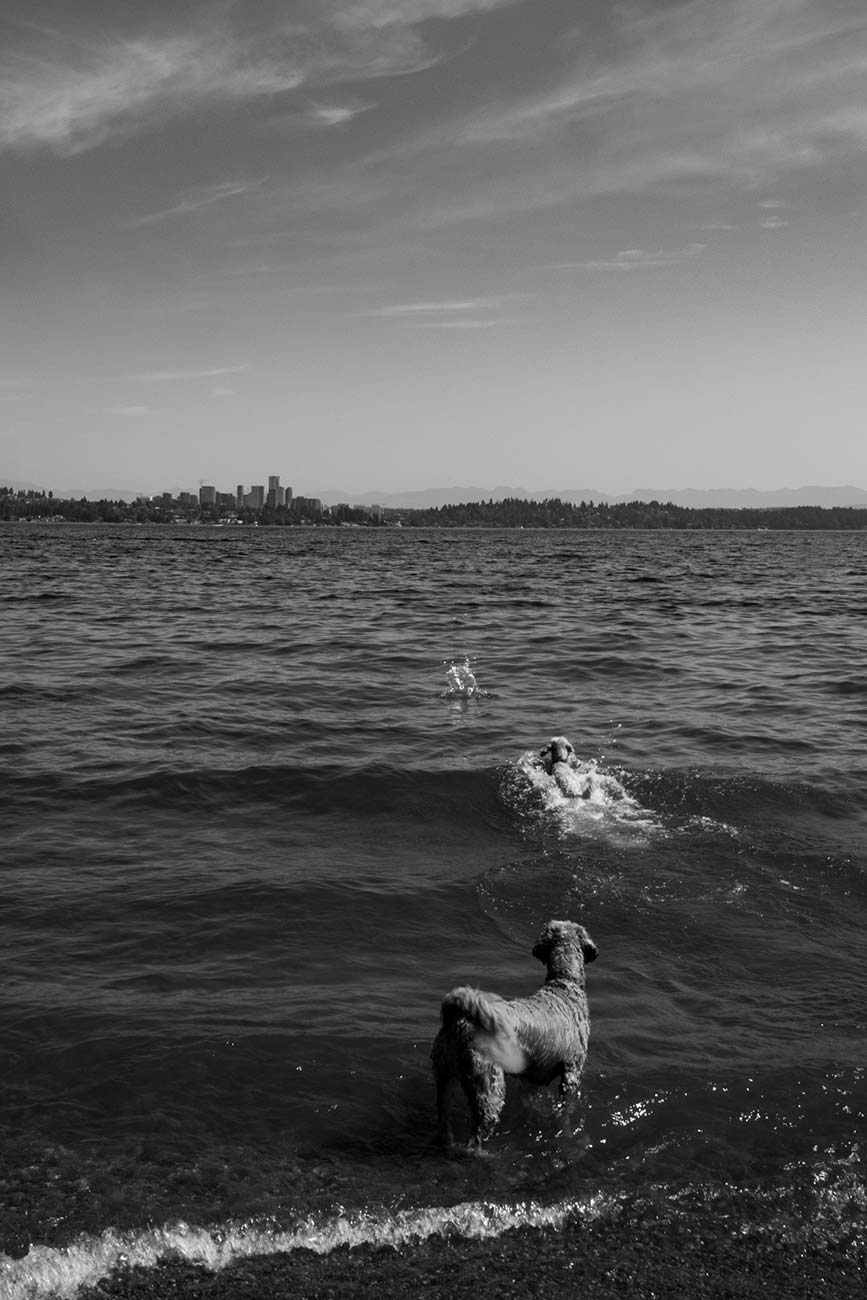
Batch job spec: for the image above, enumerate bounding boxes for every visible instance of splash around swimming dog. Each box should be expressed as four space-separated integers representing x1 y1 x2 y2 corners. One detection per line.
503 734 662 841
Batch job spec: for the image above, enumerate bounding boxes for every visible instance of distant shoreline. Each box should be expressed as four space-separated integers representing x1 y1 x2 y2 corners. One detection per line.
5 492 867 531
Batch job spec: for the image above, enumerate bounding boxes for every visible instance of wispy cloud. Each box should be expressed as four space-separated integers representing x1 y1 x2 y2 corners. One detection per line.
757 198 790 228
127 179 268 227
304 101 373 128
251 0 867 247
451 0 867 193
0 26 297 155
356 294 527 326
554 244 708 272
125 365 250 384
361 296 518 317
0 2 516 154
404 316 526 329
337 0 517 21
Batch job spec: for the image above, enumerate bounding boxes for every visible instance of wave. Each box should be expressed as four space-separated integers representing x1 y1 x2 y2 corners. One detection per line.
0 760 499 820
629 765 859 830
3 1160 863 1300
1 1194 616 1300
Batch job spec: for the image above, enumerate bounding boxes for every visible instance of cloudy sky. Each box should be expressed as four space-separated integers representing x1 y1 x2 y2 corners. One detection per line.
2 0 867 497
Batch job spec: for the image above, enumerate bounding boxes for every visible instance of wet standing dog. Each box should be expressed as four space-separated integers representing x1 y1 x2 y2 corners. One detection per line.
431 920 597 1145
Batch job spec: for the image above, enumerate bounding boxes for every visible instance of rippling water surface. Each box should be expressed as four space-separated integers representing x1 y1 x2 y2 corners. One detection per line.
1 524 865 1298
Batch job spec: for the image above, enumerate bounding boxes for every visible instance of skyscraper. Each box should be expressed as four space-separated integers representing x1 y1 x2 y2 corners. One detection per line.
267 474 284 509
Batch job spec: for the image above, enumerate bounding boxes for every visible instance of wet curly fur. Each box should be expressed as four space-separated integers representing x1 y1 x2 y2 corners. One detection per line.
538 735 578 772
431 920 597 1145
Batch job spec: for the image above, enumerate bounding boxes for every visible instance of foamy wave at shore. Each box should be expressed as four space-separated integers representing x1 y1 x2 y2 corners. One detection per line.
0 1194 616 1300
3 1164 864 1300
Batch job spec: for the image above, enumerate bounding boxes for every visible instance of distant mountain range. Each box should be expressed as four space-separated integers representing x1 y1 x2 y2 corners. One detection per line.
5 480 867 509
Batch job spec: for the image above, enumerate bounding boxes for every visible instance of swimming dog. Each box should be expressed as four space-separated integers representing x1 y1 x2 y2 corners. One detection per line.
538 735 579 772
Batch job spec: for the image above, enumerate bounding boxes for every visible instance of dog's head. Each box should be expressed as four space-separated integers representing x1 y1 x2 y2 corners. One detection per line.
539 735 576 772
532 920 597 980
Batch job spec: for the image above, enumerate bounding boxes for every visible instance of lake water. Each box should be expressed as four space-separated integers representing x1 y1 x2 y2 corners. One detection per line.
1 524 865 1298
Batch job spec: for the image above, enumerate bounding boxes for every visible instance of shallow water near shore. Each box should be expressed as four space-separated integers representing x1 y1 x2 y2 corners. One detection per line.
1 524 865 1298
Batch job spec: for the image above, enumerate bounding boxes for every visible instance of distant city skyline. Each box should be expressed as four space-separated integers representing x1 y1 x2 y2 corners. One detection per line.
2 2 867 494
5 475 867 513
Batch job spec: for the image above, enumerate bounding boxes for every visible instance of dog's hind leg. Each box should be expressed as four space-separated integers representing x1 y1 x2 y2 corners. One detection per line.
465 1063 507 1144
559 1060 586 1098
434 1071 458 1147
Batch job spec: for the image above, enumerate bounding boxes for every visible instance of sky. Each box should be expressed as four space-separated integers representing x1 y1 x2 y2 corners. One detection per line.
2 0 867 498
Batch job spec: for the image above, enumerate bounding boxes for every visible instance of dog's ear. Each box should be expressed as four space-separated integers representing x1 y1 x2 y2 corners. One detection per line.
532 923 555 964
574 924 598 963
531 937 550 964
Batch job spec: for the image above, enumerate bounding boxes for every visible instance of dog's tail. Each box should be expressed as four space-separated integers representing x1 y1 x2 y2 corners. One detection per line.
440 987 527 1074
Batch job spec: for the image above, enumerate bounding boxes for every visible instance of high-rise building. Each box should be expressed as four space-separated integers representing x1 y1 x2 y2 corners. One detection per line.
267 474 286 509
250 485 265 510
236 484 244 508
199 485 217 505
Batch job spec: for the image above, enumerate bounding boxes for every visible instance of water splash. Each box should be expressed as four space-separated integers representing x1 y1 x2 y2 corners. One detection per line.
503 749 662 844
443 657 484 699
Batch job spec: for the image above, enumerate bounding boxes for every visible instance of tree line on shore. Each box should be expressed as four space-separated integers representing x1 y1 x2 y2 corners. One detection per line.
405 496 867 529
3 487 867 529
